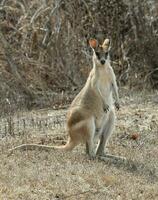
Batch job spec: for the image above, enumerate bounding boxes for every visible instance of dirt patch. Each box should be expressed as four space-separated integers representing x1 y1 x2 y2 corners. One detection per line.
0 92 158 200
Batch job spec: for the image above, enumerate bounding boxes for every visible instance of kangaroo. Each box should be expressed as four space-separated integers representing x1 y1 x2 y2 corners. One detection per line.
9 38 124 161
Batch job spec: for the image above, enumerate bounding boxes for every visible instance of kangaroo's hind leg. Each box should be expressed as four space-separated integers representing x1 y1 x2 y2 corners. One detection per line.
85 117 96 159
96 110 115 156
96 110 126 161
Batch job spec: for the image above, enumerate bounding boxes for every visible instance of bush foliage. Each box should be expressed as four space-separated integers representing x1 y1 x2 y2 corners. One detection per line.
0 0 158 106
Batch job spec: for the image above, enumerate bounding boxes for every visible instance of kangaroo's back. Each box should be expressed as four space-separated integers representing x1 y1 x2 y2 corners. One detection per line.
69 70 104 112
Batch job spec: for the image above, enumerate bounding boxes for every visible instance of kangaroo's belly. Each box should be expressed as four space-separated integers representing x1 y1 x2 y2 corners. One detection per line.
95 110 108 129
99 83 113 106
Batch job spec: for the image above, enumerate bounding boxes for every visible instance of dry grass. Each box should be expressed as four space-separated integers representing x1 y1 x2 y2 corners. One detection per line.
0 91 158 200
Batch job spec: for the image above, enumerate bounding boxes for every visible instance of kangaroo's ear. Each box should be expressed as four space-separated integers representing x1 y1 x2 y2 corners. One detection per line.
89 38 98 49
102 39 111 51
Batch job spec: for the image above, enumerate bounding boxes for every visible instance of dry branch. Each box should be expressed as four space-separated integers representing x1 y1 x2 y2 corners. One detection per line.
0 29 34 99
0 0 157 106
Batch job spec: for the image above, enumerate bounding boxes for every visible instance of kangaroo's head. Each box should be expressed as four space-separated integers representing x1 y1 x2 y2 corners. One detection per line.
89 38 111 67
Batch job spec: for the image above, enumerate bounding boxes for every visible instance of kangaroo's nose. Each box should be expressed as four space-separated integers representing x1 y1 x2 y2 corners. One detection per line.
100 59 105 65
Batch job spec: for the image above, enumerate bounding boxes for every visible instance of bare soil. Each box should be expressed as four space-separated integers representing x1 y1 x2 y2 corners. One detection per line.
0 91 158 200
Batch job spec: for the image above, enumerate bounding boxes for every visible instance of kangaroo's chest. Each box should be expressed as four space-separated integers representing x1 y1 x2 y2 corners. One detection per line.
98 75 112 97
94 70 113 129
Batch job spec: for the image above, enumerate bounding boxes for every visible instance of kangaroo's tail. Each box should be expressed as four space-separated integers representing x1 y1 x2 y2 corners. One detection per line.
8 139 77 154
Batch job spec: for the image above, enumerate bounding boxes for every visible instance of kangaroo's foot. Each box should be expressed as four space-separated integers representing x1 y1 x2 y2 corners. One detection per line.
98 153 126 162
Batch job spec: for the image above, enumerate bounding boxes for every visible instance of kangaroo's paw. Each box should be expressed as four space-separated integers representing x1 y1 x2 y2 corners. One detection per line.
103 104 109 113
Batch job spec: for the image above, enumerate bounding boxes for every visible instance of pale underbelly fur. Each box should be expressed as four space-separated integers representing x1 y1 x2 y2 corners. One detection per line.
95 86 114 136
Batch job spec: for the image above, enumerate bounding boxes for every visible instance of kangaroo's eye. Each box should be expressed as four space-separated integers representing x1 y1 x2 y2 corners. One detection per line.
95 52 100 58
105 52 108 57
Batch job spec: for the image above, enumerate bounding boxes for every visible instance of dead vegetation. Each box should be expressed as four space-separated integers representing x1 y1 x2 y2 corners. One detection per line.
0 0 158 199
0 0 158 109
0 91 158 200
